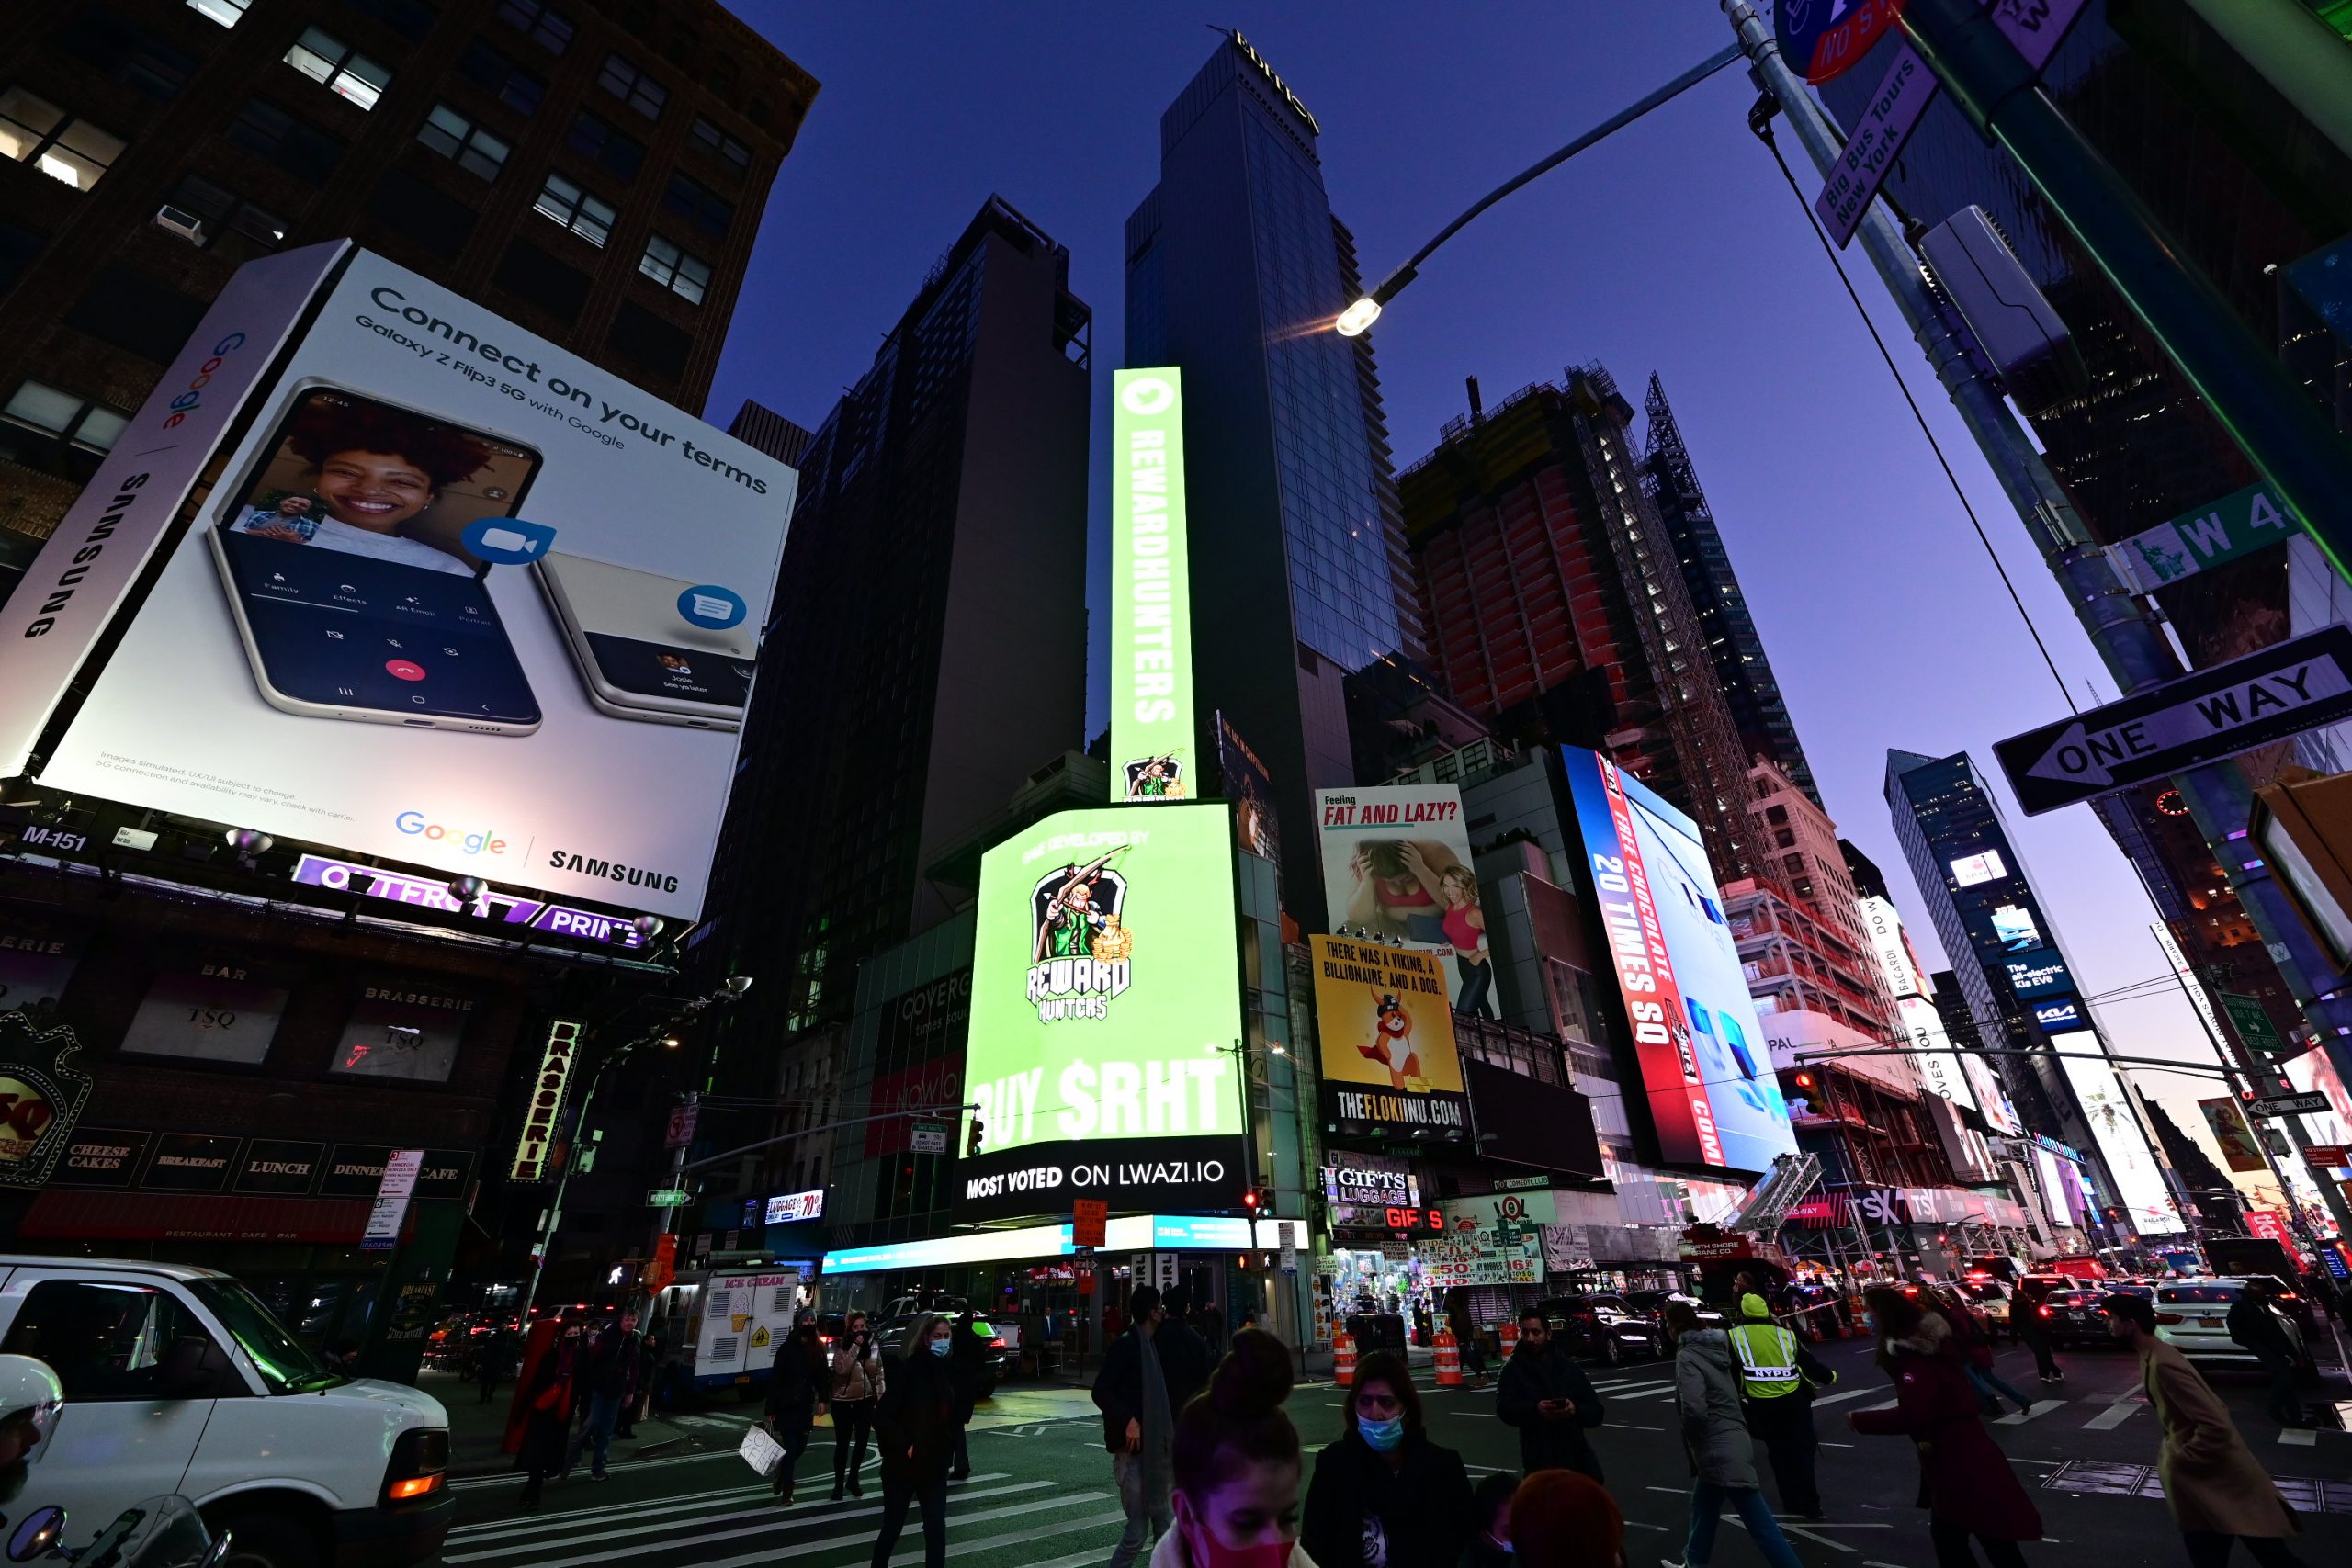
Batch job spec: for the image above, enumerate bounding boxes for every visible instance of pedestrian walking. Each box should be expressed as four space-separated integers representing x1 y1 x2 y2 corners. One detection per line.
830 1310 884 1499
2011 1280 2064 1385
2223 1280 2306 1429
514 1325 578 1507
1190 1292 1227 1357
1445 1290 1488 1384
2102 1293 2302 1568
1094 1285 1182 1568
1510 1468 1624 1568
1159 1288 1215 1406
1727 1292 1837 1520
944 1307 986 1482
1660 1301 1804 1568
1849 1287 2042 1568
476 1326 513 1405
561 1320 628 1481
612 1322 646 1438
1925 1292 2031 1417
1301 1348 1475 1566
1459 1472 1519 1568
764 1320 827 1505
869 1314 957 1568
1497 1304 1608 1482
1157 1327 1317 1567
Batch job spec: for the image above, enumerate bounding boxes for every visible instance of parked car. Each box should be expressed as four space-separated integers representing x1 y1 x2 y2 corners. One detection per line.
0 1256 451 1568
1625 1289 1726 1331
1957 1278 2014 1336
2019 1284 2114 1348
875 1309 1012 1396
1532 1294 1668 1366
2154 1278 2314 1373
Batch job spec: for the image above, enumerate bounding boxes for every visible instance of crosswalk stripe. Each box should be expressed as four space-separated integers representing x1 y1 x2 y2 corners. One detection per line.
449 1483 1075 1565
2277 1427 2317 1447
1808 1385 1887 1408
2082 1400 2143 1431
898 1508 1128 1565
449 1473 1015 1547
559 1496 1123 1568
1995 1400 2065 1426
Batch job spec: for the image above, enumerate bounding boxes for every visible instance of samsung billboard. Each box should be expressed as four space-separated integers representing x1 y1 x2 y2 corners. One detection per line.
1562 746 1795 1175
0 247 796 921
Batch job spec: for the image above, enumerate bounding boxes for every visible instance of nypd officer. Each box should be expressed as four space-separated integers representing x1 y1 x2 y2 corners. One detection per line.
1729 1292 1838 1520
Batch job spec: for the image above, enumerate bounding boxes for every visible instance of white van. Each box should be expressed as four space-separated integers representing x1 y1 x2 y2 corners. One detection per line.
0 1256 451 1568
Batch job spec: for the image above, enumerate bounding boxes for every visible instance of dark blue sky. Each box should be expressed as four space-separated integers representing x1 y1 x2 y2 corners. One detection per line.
707 6 2240 1161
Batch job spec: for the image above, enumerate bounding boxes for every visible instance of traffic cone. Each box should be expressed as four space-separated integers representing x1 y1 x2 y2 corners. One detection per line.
1498 1318 1520 1359
1434 1327 1462 1388
1334 1329 1356 1389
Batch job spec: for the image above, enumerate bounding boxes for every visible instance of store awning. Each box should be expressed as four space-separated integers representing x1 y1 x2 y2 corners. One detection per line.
19 1189 392 1245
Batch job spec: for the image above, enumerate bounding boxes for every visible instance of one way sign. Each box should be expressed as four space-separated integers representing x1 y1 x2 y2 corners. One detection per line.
1994 626 2352 815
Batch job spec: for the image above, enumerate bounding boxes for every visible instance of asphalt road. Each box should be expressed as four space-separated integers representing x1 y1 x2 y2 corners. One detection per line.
441 1336 2351 1567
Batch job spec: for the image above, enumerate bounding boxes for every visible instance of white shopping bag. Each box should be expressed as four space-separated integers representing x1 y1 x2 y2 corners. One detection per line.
740 1422 785 1477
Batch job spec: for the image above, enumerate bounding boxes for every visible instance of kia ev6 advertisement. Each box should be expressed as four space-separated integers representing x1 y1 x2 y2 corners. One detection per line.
21 250 795 920
1562 745 1796 1175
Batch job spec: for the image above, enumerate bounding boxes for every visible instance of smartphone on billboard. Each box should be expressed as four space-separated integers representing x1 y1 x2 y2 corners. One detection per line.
206 384 545 735
532 552 755 730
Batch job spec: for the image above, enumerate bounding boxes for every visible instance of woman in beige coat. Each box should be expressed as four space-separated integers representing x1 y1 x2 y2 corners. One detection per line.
2104 1293 2302 1568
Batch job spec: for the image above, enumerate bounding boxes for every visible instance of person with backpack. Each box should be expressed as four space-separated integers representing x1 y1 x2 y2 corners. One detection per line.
2224 1280 2305 1430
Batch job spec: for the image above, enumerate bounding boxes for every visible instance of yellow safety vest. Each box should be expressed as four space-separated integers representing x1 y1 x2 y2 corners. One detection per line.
1728 1322 1803 1400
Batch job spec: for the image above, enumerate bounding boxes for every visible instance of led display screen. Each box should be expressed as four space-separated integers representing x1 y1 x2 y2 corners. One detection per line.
957 804 1246 1222
1949 851 2008 887
1562 746 1795 1174
1109 369 1196 803
2050 1030 2188 1236
1308 936 1467 1140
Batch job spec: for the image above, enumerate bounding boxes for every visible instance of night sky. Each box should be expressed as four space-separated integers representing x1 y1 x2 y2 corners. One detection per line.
704 5 2249 1177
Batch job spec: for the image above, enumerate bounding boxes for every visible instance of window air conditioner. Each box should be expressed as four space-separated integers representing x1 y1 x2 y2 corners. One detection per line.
153 205 205 243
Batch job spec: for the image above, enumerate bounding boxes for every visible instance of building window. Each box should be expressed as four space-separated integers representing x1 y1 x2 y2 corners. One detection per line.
607 299 690 380
417 103 508 180
187 0 251 25
0 379 130 482
158 174 287 258
285 28 390 110
638 234 708 304
52 9 198 101
458 42 544 116
662 174 730 237
344 0 437 42
564 110 642 180
492 239 590 323
0 90 123 191
497 0 574 55
596 53 666 119
225 98 346 184
532 173 614 247
687 116 749 172
365 167 476 259
64 266 209 366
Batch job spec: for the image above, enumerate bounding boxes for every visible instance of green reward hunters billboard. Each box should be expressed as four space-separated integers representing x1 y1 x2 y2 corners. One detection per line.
957 803 1246 1223
1109 369 1196 804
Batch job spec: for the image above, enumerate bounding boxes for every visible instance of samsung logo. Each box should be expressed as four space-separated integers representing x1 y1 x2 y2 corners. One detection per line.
547 850 679 893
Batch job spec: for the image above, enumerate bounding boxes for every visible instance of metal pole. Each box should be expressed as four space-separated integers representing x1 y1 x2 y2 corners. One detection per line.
1725 0 2352 1248
1898 0 2352 588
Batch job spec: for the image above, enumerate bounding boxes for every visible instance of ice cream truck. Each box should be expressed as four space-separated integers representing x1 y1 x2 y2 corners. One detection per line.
684 1266 803 1393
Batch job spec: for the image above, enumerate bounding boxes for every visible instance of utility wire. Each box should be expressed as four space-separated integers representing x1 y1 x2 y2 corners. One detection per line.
1749 100 2077 714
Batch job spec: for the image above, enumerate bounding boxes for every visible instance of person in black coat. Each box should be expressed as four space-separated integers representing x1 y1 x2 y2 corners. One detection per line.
871 1314 958 1568
763 1323 827 1504
1302 1348 1475 1567
1157 1287 1215 1415
1495 1305 1607 1482
944 1308 988 1481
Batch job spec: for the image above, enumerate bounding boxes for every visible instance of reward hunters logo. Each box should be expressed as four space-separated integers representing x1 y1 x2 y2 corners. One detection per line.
1026 850 1135 1021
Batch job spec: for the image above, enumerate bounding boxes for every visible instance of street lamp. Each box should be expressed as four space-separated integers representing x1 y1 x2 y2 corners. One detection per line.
1332 44 1741 336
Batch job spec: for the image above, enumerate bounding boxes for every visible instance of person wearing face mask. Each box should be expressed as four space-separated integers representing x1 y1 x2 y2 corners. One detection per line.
868 1314 957 1568
1300 1349 1474 1567
1460 1472 1521 1568
1154 1328 1319 1568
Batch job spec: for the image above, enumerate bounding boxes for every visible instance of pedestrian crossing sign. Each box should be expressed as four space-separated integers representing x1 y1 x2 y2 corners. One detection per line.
750 1324 771 1349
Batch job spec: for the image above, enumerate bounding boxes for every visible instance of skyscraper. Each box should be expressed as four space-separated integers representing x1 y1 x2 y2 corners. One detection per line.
1400 369 1763 885
1124 30 1422 900
1886 749 2187 1242
705 195 1091 1076
1644 375 1817 806
0 0 817 592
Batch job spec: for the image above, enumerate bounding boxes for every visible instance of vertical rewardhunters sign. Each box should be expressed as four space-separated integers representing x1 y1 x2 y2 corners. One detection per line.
1110 369 1195 803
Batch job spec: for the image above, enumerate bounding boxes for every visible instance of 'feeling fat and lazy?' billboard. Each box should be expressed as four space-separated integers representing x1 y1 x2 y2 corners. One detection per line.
957 803 1247 1223
1 246 795 923
1561 745 1795 1176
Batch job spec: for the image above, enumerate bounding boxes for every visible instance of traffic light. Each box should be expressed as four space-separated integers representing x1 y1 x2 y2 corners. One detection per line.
966 1117 985 1157
1242 1186 1261 1214
1793 1072 1816 1090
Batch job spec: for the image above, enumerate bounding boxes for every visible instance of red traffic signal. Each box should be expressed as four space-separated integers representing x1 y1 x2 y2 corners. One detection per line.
1242 1187 1261 1211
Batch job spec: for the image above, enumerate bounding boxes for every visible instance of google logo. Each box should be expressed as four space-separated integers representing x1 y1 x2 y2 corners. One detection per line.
395 811 508 856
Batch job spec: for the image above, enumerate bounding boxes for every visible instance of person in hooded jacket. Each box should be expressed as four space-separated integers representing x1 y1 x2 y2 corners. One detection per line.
1662 1302 1803 1568
1300 1349 1474 1567
763 1321 828 1505
1495 1305 1607 1481
871 1314 958 1568
1849 1287 2042 1568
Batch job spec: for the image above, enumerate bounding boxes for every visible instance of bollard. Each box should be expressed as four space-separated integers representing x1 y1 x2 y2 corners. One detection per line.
1434 1327 1462 1388
1334 1330 1356 1389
